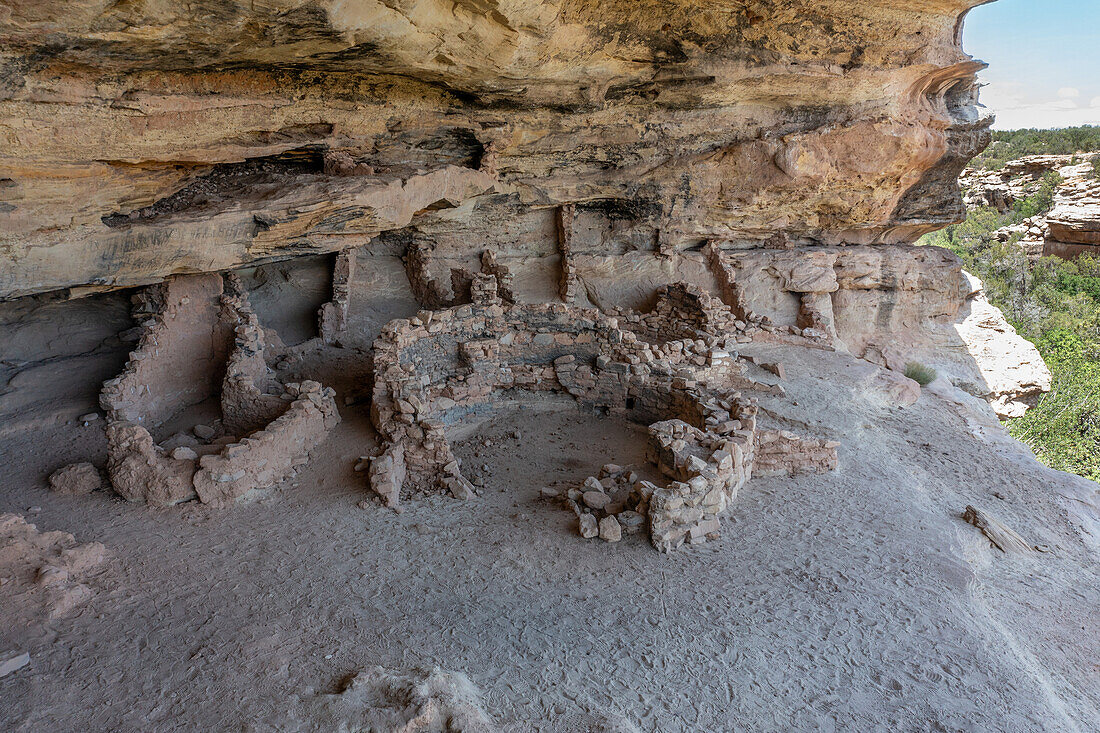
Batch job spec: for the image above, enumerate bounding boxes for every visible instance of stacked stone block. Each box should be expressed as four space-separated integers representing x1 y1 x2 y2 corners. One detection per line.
369 289 839 552
318 248 356 344
100 273 340 507
556 204 579 303
753 430 840 477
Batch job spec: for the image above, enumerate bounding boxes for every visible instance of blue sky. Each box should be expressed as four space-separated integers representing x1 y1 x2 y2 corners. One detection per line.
964 0 1100 130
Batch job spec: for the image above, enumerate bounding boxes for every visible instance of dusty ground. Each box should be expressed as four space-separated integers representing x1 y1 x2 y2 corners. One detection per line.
1 342 1099 732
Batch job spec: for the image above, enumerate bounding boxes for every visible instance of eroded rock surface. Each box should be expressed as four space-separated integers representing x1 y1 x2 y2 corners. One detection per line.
0 514 107 629
47 463 103 496
1 1 1044 431
286 666 499 733
962 154 1100 260
1 0 991 298
952 274 1051 418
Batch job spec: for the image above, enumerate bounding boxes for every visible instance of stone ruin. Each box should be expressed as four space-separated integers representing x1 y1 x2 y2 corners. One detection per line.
54 261 840 553
46 236 1039 555
368 275 838 552
98 272 340 508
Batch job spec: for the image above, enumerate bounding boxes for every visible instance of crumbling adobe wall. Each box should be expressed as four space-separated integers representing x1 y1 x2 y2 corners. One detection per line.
753 430 841 478
100 274 233 428
194 381 340 508
219 276 295 437
99 273 340 507
611 283 743 345
369 283 752 497
317 249 356 346
0 513 108 629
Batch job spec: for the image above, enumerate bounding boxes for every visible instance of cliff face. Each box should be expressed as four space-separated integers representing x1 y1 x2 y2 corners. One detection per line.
0 0 991 298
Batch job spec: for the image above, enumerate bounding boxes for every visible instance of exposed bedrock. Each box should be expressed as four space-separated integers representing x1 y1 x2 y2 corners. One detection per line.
0 0 992 298
0 1 1050 522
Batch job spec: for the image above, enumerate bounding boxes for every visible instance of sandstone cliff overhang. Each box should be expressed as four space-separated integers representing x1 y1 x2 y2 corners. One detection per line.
1 0 992 299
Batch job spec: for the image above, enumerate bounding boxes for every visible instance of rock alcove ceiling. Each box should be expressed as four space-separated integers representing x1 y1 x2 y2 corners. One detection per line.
2 0 992 298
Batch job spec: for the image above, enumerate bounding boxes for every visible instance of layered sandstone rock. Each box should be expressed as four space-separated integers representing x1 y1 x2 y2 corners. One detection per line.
952 274 1051 418
1 0 990 299
1046 176 1100 254
959 154 1080 213
962 155 1100 260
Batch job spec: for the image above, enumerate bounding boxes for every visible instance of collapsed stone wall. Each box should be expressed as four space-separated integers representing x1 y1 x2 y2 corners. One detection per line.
0 513 108 629
99 273 339 507
369 277 837 551
9 232 1049 528
611 283 745 345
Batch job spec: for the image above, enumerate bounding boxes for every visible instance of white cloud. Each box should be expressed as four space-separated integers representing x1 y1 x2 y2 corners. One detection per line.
987 102 1100 130
979 77 1100 129
1057 87 1081 99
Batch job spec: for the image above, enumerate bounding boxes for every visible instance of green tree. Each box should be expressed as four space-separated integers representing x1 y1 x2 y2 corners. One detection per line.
919 176 1100 480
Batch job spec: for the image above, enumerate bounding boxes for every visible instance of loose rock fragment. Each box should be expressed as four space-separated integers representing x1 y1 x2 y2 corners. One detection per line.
617 511 646 534
579 514 599 539
193 424 216 440
599 516 622 542
48 463 102 495
0 652 30 678
582 491 611 510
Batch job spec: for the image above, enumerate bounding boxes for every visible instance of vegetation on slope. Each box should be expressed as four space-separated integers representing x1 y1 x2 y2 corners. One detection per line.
920 176 1100 482
971 125 1100 170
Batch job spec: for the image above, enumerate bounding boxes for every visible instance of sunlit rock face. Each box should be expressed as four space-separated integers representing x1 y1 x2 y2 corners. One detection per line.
0 0 991 298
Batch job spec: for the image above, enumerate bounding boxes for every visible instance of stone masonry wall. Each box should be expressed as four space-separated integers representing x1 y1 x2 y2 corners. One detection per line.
100 273 339 507
369 285 839 552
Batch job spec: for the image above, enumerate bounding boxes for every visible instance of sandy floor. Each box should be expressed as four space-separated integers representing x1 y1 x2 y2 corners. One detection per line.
1 342 1098 731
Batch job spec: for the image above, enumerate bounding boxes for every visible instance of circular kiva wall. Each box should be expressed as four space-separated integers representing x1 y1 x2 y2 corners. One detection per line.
367 292 749 490
367 280 839 552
